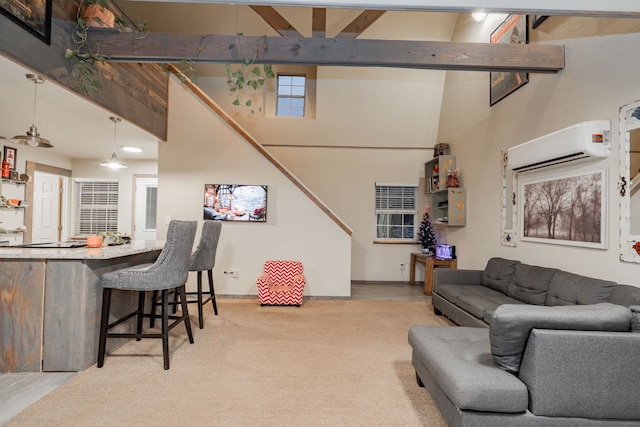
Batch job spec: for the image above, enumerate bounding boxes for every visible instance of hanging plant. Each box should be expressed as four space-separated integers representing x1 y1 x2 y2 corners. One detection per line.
226 34 275 112
65 0 146 95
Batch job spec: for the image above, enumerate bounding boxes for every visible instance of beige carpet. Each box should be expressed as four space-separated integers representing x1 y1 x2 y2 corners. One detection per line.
6 299 449 426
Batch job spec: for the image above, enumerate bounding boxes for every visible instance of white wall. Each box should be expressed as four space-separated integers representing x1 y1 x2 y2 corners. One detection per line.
195 65 450 283
437 14 640 286
158 77 352 297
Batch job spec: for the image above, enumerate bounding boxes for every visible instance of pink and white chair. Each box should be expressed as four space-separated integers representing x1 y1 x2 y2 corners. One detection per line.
257 260 306 306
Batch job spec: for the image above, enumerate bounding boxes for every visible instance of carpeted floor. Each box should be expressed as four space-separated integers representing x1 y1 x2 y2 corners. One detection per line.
5 299 449 426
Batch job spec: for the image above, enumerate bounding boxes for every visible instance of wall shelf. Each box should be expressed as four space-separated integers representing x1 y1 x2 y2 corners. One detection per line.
425 155 466 227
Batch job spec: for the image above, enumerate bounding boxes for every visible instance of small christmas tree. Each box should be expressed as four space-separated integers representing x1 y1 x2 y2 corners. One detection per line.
417 208 437 254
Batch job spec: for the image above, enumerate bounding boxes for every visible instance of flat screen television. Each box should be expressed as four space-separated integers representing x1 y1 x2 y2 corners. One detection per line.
203 184 268 222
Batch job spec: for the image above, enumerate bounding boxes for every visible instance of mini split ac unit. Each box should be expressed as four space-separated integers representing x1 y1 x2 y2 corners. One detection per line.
507 120 611 173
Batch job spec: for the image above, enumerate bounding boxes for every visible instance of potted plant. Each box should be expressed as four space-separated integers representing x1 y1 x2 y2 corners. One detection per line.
65 0 144 95
81 0 115 28
97 231 127 245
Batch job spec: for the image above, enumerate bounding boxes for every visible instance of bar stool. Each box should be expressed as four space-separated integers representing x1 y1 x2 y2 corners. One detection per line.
97 220 197 370
187 220 222 328
151 220 222 329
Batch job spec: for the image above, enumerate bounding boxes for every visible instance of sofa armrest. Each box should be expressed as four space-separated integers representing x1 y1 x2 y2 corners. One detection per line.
433 269 483 294
519 329 640 420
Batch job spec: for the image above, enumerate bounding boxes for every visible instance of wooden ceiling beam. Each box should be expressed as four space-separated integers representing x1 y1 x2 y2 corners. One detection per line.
87 32 565 73
335 10 385 38
249 5 302 37
312 8 327 37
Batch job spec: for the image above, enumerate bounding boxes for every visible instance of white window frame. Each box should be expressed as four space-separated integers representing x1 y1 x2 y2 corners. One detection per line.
73 178 119 236
276 74 306 117
374 183 418 242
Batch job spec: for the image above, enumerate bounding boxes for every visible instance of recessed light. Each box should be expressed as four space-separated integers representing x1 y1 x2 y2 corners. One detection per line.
472 12 487 23
121 145 143 153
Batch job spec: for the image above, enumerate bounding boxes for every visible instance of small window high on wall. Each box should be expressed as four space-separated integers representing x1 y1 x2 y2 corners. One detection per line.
277 75 306 117
375 184 417 241
74 178 119 236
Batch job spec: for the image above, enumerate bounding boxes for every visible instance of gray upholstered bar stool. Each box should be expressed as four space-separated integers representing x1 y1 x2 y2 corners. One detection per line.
97 220 197 370
187 220 222 328
151 220 222 329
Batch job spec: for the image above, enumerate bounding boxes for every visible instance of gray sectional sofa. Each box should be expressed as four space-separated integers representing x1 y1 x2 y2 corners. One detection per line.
408 257 640 426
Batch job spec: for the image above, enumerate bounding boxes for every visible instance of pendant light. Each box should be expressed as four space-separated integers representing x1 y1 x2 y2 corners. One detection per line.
100 117 128 169
13 74 54 148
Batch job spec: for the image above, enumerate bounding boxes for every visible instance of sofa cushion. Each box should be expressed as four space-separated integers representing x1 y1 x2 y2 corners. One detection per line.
489 303 632 374
437 284 492 305
409 326 528 413
481 257 520 294
631 306 640 332
608 284 640 307
545 271 616 306
456 293 523 322
506 264 558 305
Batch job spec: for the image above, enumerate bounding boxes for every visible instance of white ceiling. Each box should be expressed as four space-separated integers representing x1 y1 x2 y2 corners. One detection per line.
0 54 159 162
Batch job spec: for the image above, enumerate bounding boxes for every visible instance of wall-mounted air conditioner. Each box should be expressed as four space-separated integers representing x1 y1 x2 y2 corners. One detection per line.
507 120 610 173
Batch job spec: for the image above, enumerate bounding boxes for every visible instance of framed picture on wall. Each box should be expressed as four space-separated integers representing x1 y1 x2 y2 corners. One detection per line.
0 0 52 45
3 146 17 170
490 14 529 106
519 168 607 249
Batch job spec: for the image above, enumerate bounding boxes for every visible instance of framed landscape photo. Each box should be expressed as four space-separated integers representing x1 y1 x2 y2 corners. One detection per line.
0 0 52 45
490 14 529 106
519 168 607 249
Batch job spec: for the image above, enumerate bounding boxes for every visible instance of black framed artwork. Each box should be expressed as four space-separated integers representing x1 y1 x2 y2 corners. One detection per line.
0 0 52 45
489 14 529 106
3 146 17 170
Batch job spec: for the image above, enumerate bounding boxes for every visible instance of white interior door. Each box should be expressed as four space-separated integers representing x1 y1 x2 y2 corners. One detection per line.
32 171 61 243
134 176 158 241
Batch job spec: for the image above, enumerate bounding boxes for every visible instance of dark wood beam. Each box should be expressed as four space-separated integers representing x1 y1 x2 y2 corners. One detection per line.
312 8 326 38
249 5 302 37
87 32 565 73
335 10 385 38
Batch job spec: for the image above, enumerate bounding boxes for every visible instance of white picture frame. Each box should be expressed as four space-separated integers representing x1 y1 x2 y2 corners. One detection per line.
519 168 607 249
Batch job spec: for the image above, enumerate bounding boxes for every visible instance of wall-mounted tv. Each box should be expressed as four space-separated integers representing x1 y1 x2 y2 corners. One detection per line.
203 184 268 222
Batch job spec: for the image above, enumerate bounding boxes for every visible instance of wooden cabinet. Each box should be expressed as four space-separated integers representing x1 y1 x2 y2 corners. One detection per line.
425 155 456 193
425 156 466 227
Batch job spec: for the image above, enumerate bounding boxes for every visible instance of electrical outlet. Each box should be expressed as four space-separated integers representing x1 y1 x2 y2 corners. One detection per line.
224 270 239 279
400 263 407 270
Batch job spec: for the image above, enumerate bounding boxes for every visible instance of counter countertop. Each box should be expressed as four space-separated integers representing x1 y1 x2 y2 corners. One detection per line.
0 240 165 260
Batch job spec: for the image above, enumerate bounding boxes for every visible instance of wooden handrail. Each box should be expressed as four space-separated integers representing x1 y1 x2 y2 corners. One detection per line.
167 65 352 236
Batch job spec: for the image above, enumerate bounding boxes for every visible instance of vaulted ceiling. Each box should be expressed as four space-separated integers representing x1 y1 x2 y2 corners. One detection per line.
1 1 639 161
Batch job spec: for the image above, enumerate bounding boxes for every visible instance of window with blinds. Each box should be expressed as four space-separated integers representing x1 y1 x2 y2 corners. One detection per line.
375 184 417 241
74 179 119 236
145 186 157 230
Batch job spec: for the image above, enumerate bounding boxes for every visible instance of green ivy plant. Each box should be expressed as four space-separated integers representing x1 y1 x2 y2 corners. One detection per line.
64 0 145 95
226 34 275 112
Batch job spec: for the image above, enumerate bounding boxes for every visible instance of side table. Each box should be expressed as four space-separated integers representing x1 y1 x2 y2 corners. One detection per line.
409 253 457 295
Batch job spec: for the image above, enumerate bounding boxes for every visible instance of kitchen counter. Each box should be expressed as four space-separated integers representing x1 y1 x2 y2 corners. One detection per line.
0 239 164 259
0 241 164 373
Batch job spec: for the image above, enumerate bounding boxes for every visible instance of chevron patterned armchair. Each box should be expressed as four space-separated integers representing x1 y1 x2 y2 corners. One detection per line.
257 260 306 306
